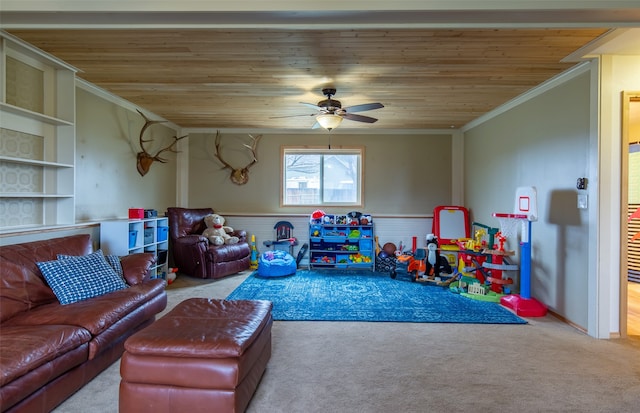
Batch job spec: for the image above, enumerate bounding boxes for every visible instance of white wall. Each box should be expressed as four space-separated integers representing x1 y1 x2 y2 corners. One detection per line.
187 132 454 215
463 68 594 329
75 88 179 221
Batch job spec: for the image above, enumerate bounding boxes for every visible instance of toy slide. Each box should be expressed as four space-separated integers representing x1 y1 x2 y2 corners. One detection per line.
296 243 309 266
486 276 513 286
482 262 519 271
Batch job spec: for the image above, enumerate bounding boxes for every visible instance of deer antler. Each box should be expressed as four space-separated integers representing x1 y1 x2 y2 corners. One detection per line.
214 131 262 185
136 109 187 176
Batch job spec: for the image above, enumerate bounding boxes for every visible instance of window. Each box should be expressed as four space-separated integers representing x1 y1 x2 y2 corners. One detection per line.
282 147 363 206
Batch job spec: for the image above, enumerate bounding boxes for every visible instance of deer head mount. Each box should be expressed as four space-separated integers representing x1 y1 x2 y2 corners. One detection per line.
135 109 188 176
213 131 262 185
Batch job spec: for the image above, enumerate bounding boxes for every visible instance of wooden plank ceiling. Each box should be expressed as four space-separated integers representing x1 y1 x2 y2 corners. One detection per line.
8 28 608 131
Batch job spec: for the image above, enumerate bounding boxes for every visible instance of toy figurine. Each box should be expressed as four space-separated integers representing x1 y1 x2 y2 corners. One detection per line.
166 267 178 285
495 231 507 251
250 234 259 270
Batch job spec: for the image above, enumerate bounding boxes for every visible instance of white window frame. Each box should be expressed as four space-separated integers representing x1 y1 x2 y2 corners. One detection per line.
281 146 364 207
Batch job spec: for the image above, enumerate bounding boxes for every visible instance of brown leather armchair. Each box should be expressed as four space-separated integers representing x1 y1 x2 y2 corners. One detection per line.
166 207 251 279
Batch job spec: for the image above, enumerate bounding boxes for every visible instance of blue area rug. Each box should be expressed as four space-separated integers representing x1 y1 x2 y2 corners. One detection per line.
226 270 527 324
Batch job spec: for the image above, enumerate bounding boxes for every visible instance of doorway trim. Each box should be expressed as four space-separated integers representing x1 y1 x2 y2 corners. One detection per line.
620 91 640 338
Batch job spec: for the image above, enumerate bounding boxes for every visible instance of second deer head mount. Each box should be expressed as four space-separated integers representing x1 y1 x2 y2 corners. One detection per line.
135 109 188 176
213 131 262 185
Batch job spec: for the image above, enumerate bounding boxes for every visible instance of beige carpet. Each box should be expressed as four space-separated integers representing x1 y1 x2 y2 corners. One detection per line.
53 271 640 413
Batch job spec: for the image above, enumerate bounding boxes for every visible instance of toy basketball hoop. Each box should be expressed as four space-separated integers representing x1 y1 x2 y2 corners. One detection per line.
493 213 528 243
493 186 537 243
494 186 547 317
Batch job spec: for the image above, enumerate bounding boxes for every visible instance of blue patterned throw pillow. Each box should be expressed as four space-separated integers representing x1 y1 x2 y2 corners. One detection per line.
103 254 124 278
58 250 125 282
38 250 128 305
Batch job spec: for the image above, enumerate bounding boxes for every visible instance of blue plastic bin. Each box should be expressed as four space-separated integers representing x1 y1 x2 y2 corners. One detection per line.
157 226 169 242
359 239 373 252
128 230 137 248
144 228 154 244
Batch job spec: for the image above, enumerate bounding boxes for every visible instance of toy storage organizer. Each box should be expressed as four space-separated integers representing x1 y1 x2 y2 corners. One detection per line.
309 215 374 271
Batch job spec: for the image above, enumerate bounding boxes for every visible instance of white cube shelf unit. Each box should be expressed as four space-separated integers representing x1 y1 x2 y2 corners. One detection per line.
100 217 170 279
0 31 78 230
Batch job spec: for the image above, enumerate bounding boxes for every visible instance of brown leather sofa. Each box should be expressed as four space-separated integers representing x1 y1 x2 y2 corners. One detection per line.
0 234 167 413
166 207 251 279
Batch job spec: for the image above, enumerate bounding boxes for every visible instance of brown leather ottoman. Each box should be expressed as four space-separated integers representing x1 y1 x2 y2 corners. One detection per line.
119 298 273 413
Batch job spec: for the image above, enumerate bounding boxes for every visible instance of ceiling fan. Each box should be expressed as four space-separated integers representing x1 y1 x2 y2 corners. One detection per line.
277 88 384 131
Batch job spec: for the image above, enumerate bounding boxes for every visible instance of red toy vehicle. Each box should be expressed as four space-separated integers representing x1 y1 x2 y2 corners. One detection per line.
390 246 454 285
390 248 427 281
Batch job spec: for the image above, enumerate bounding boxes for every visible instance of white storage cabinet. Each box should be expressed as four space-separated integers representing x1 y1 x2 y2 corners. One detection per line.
100 217 170 279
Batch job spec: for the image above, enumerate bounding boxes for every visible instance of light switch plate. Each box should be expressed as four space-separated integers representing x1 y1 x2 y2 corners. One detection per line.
577 193 588 209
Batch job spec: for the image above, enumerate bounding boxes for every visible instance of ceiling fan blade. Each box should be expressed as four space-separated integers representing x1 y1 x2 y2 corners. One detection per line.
343 102 384 113
300 102 323 110
342 113 378 123
269 113 316 119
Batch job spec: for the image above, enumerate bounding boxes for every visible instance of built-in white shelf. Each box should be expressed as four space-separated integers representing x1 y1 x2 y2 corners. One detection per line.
0 102 74 126
0 31 77 229
0 193 74 198
0 156 74 168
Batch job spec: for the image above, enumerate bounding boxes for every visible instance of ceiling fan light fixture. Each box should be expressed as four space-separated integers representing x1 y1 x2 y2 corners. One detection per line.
316 114 343 131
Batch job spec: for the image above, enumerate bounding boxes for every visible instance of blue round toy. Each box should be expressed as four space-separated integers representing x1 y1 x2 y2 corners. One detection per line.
257 249 297 277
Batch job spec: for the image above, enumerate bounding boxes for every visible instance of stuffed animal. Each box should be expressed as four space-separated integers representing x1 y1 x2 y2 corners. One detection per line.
202 213 239 246
425 233 440 278
310 209 325 224
424 233 453 278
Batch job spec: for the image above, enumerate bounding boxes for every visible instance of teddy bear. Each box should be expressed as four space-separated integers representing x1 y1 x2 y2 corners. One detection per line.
202 213 239 246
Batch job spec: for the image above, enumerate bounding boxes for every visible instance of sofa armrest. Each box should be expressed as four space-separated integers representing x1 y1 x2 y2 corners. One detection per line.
172 235 210 276
231 230 247 243
121 253 155 285
175 234 209 246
